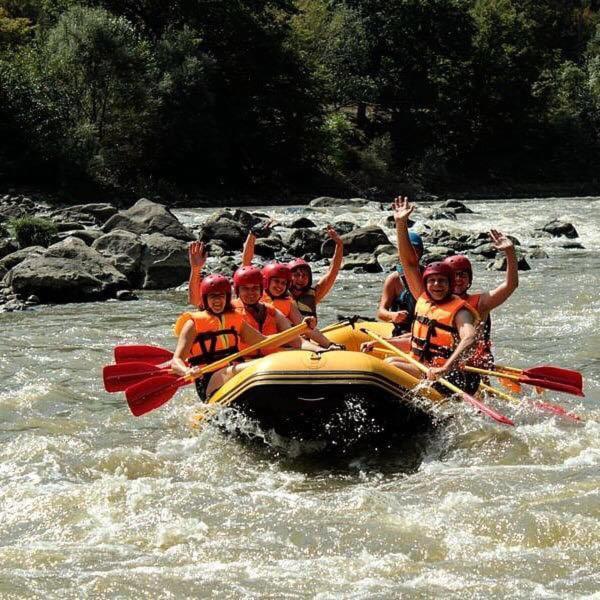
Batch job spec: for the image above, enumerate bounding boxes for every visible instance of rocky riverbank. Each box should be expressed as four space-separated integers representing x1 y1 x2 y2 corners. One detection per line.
0 193 584 312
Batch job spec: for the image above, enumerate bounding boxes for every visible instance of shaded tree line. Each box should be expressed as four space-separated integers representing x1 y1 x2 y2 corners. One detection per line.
1 0 599 198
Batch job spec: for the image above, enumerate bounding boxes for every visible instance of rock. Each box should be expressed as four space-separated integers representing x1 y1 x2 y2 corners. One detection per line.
102 198 194 241
531 230 552 239
332 221 356 235
528 248 549 259
53 221 85 233
211 255 238 278
0 238 19 259
139 233 189 289
428 209 457 221
288 228 326 256
422 246 454 263
323 225 389 258
443 239 474 252
254 237 283 259
26 294 40 305
52 203 118 226
288 217 316 229
377 253 399 270
198 218 245 250
464 232 490 246
470 243 497 259
489 255 531 271
310 196 366 208
561 242 585 249
65 228 103 245
374 244 397 257
0 246 45 272
116 289 138 301
539 219 579 239
341 253 383 273
439 200 473 214
4 237 128 302
92 230 145 286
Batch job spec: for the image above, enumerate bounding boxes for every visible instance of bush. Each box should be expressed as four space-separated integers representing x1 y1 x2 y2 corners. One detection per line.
9 216 57 247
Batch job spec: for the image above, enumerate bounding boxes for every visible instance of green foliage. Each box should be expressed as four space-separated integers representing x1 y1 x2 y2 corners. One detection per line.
9 216 57 247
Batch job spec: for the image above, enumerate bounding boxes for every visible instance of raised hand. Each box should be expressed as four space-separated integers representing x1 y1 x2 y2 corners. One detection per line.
188 241 208 269
489 229 514 253
325 224 342 245
391 196 415 224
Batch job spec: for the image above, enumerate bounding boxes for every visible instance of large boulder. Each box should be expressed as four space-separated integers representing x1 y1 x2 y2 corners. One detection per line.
254 237 283 259
0 246 45 274
341 253 383 273
489 254 531 271
325 225 389 257
139 233 189 289
197 218 245 250
288 217 316 229
539 219 579 239
102 198 194 241
4 237 127 302
208 208 260 230
439 200 473 214
53 203 118 226
288 228 325 256
92 230 145 286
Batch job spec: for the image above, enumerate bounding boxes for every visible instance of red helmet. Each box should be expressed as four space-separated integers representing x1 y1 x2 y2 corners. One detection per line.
288 257 312 287
422 261 454 299
233 265 263 295
200 274 232 311
444 254 472 283
261 262 291 296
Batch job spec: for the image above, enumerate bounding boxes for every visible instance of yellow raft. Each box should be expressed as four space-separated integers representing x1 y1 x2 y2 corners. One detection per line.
197 320 444 443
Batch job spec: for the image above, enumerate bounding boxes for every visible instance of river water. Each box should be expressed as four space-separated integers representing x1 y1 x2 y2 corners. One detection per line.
0 198 598 598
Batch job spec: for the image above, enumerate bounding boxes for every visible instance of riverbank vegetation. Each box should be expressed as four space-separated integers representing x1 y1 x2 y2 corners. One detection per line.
1 1 599 200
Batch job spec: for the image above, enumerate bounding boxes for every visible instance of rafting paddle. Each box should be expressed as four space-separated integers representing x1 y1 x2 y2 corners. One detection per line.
125 322 310 416
114 344 173 365
464 365 584 397
103 361 170 393
361 329 514 426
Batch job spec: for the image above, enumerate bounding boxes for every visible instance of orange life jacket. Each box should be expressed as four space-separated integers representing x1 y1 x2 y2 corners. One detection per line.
173 309 245 366
410 293 476 367
464 293 493 367
261 292 295 320
232 299 280 356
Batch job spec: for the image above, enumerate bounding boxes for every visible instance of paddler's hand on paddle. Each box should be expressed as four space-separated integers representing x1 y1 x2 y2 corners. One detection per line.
360 341 377 353
426 365 449 381
188 241 208 269
392 310 409 324
489 229 514 254
391 196 414 224
303 316 317 330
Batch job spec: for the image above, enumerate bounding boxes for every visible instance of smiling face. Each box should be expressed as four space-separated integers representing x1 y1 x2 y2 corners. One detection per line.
206 292 227 314
238 284 262 306
268 277 288 297
425 275 451 302
291 267 310 290
452 270 471 295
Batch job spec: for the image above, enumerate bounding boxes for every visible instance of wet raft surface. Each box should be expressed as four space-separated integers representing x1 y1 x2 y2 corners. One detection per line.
0 197 599 597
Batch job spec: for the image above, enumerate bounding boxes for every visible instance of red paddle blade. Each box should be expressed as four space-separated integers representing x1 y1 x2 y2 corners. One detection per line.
523 365 583 390
519 375 584 397
114 345 173 365
103 362 168 393
125 375 187 416
461 392 515 426
531 400 582 422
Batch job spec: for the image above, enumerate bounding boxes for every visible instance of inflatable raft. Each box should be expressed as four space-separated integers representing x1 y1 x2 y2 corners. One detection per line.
197 321 444 445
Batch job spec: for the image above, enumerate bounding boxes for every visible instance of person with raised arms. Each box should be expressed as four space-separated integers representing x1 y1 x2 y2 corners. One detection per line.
377 230 425 335
362 197 479 393
242 224 344 320
443 237 518 368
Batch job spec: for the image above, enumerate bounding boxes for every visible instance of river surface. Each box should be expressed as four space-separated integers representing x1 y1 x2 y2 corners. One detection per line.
0 198 598 598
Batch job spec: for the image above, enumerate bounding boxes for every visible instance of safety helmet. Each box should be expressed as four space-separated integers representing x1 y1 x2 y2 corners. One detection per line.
233 265 263 295
422 261 454 300
200 274 232 312
288 257 312 287
408 231 424 253
443 254 472 284
261 262 291 296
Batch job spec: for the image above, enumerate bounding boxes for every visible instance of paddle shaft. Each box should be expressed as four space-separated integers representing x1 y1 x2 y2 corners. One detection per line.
465 365 520 381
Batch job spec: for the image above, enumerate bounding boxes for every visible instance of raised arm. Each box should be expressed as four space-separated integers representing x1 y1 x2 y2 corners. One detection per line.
241 231 256 267
187 241 207 307
393 197 424 299
478 230 519 314
315 225 344 302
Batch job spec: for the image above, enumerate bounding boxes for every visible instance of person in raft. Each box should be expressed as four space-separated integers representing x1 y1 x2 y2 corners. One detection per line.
242 224 344 319
443 235 518 368
172 273 315 398
362 197 480 393
377 230 425 335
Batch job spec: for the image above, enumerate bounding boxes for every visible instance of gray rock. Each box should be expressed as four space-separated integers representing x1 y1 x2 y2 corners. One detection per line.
92 230 145 286
439 200 473 213
488 255 531 271
0 238 19 259
332 221 357 235
52 203 118 226
539 219 579 239
310 197 365 208
66 228 103 245
323 225 389 258
254 237 283 259
140 233 189 289
561 242 585 249
471 243 497 258
0 246 45 272
377 253 399 270
116 289 139 301
428 209 457 221
102 198 194 241
198 218 245 250
26 294 40 305
53 221 85 232
341 253 383 273
374 244 397 257
528 248 549 259
288 217 316 229
288 228 326 256
4 237 128 302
